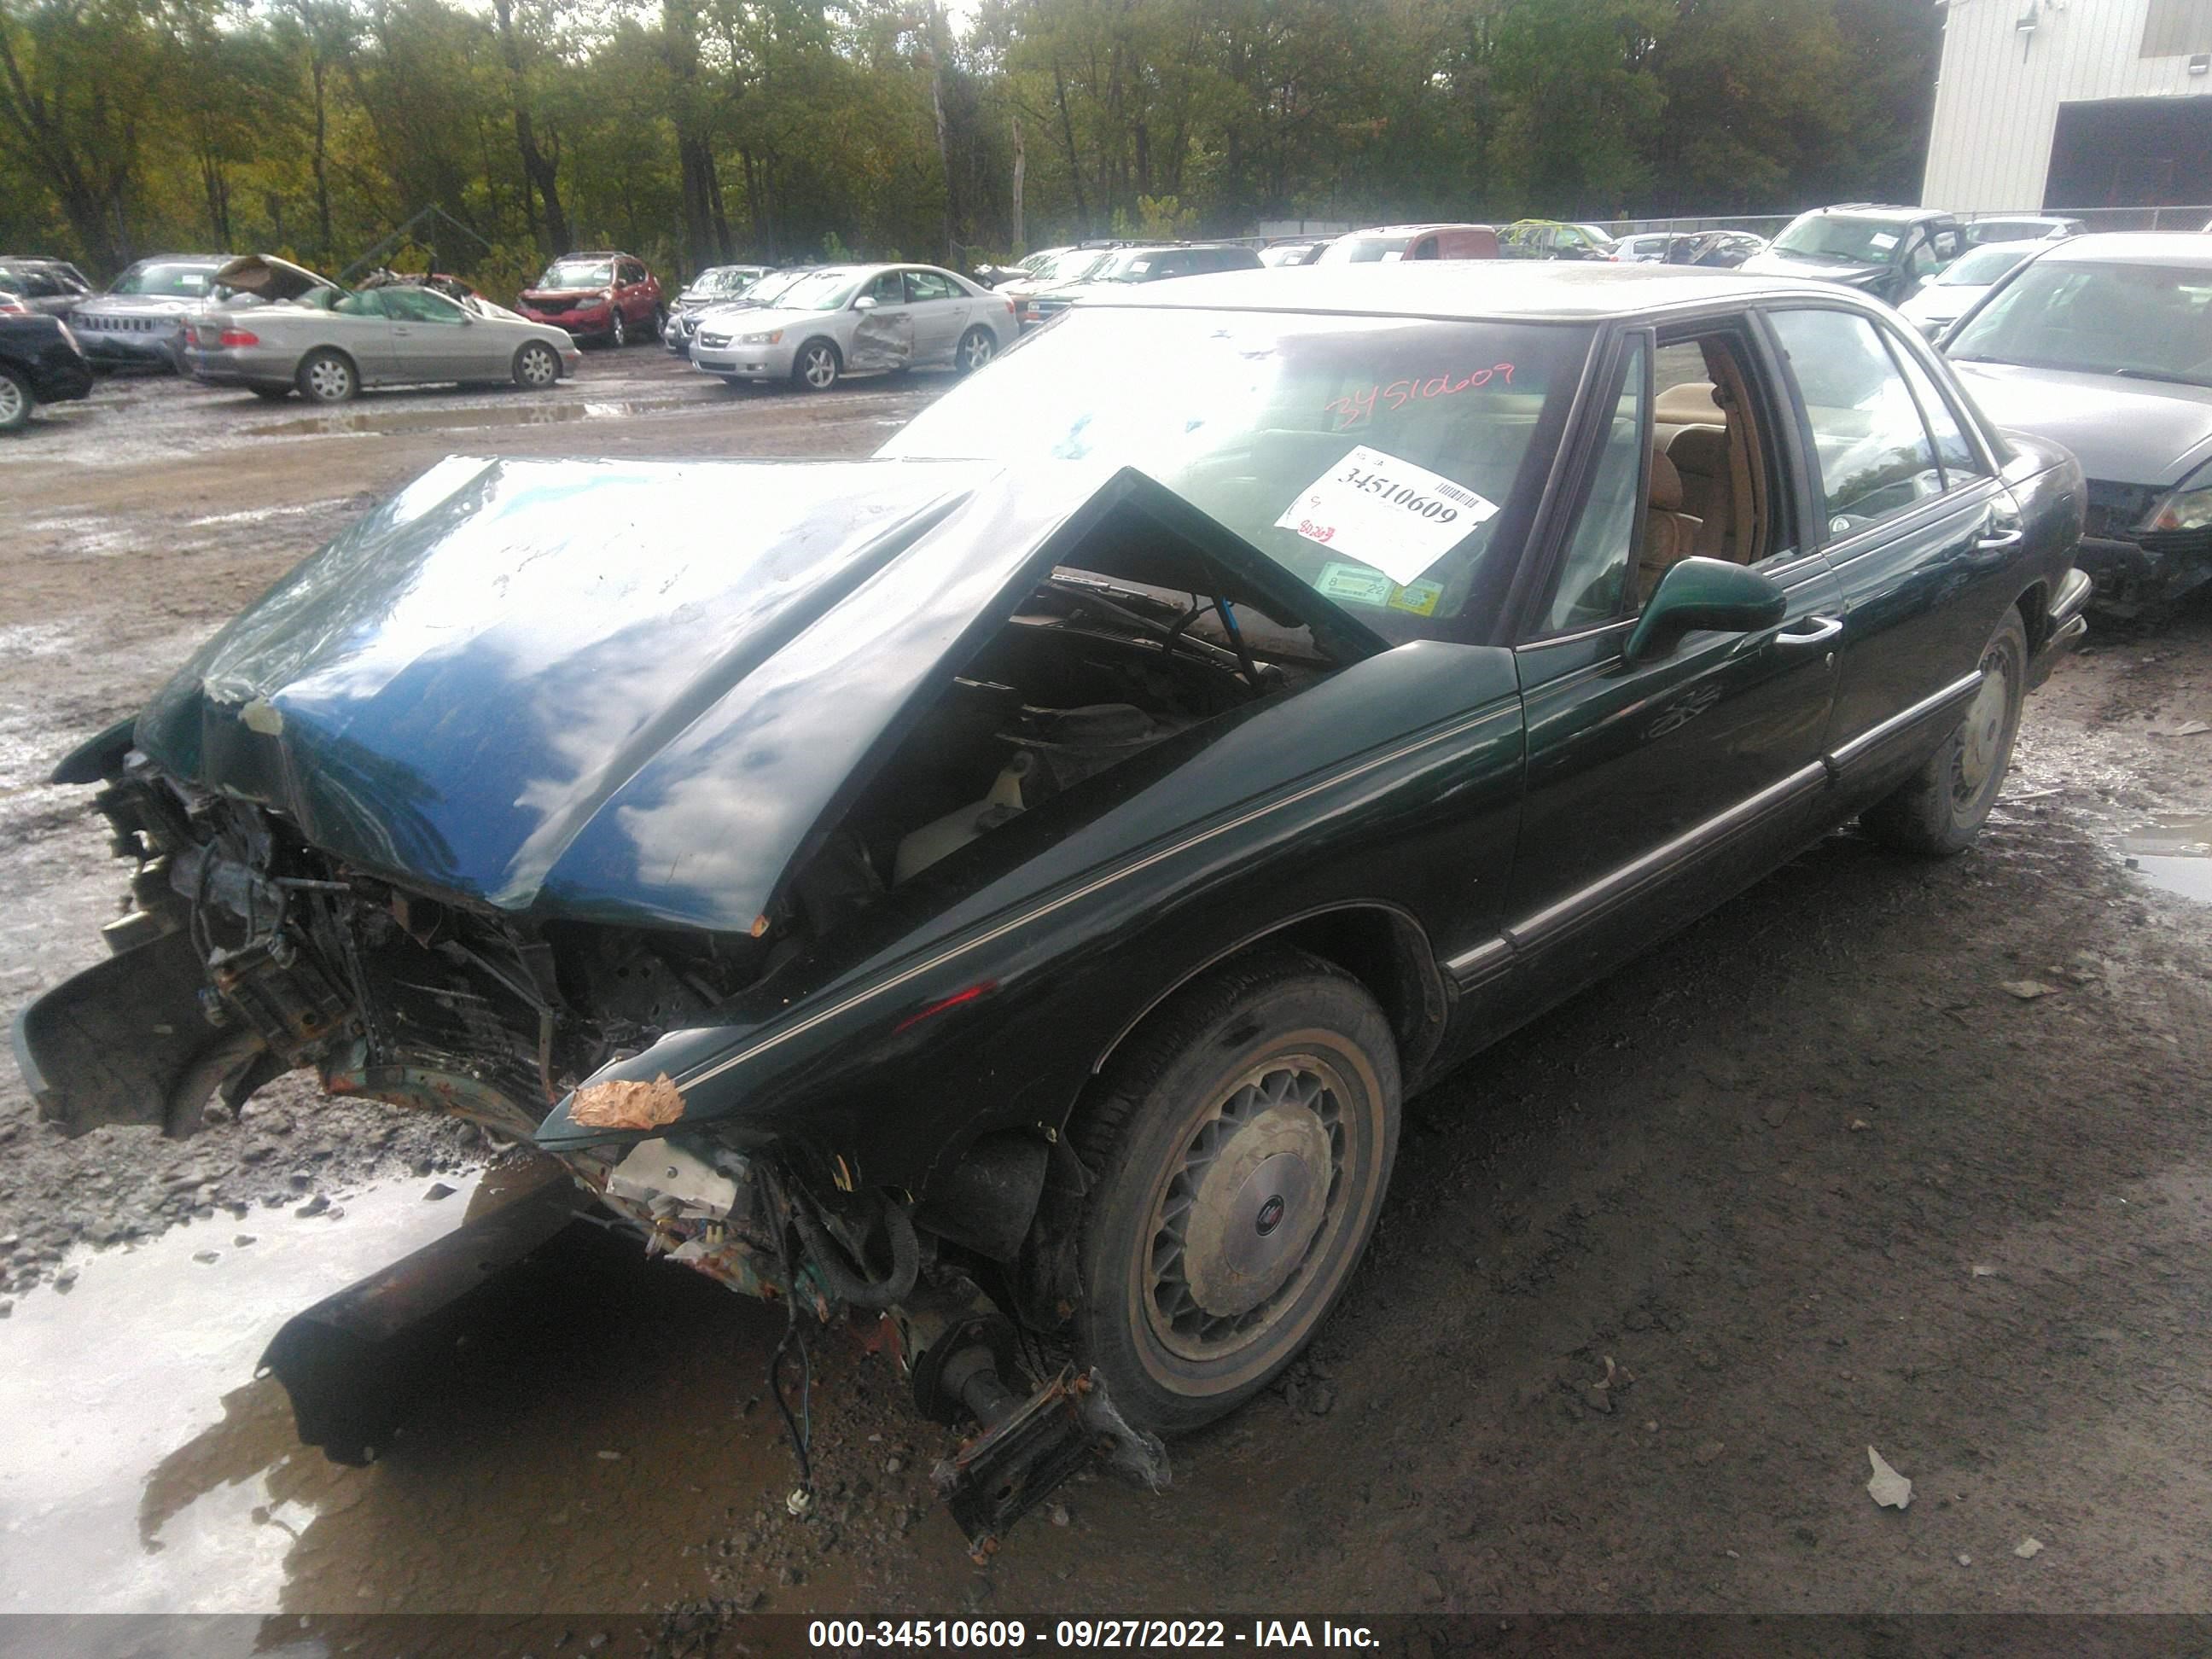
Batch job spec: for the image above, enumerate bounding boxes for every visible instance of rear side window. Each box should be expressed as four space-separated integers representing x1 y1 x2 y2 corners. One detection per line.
1887 339 1986 485
905 270 958 302
1770 308 1944 536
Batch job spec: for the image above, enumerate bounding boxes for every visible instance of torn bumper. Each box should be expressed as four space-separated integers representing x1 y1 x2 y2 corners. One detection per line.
2029 567 2092 690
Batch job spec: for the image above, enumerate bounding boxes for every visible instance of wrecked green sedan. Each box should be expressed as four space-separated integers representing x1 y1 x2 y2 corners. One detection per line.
15 265 2089 1549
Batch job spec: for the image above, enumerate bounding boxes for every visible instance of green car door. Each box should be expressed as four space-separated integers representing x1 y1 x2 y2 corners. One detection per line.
1762 305 2021 817
1462 319 1847 1022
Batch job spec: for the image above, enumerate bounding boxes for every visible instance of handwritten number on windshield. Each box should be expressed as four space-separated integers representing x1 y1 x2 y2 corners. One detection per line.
1325 364 1516 429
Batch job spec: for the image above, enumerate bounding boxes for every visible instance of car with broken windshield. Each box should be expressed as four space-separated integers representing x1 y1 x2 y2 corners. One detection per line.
17 261 2087 1556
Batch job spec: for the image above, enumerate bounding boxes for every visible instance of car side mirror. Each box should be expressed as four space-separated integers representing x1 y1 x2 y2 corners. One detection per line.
854 295 877 311
1624 559 1789 666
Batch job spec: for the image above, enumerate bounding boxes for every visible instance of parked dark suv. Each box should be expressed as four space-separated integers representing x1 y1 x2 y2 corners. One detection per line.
1739 204 1966 307
1022 242 1264 326
515 251 665 346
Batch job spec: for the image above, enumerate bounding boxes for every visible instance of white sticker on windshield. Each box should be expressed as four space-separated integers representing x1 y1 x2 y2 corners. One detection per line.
1276 445 1498 587
1868 232 1898 251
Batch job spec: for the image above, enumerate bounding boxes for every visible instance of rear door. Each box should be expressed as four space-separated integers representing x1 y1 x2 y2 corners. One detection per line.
901 268 966 361
1762 304 2016 815
1489 319 1845 1016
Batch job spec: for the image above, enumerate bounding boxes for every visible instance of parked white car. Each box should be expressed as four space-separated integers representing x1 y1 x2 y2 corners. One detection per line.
1898 242 2039 341
689 263 1016 391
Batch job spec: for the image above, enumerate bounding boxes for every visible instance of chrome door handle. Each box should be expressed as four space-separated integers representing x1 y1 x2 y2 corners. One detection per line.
1776 614 1845 648
1976 526 2023 550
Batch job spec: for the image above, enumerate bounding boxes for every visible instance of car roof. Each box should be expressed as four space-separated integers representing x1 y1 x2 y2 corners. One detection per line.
1072 259 1878 321
2019 230 2212 269
1344 223 1491 236
1800 203 1953 224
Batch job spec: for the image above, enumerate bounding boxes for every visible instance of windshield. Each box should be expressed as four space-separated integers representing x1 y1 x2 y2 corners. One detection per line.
1936 245 2030 288
1947 259 2212 385
539 259 614 288
1317 236 1412 265
880 307 1585 639
1086 249 1173 282
760 268 863 311
110 261 220 297
1769 215 1908 265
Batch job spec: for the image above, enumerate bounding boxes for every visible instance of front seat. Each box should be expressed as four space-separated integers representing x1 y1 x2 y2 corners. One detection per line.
1637 448 1703 602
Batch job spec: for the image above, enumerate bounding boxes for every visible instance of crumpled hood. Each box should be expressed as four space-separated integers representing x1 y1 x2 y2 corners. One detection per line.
1738 252 1887 288
132 455 1106 933
1952 361 2212 487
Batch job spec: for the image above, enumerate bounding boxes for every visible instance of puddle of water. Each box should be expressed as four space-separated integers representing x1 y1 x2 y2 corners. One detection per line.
2117 813 2212 903
244 395 710 440
0 1177 483 1612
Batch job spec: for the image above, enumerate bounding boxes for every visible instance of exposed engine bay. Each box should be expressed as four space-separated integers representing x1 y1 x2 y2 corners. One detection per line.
20 556 1339 1551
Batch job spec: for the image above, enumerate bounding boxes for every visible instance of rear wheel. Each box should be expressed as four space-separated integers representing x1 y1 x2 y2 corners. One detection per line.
1069 948 1400 1438
650 304 667 340
513 340 561 390
1860 608 2029 855
792 338 841 392
0 366 32 432
958 325 998 375
608 307 628 348
296 348 358 405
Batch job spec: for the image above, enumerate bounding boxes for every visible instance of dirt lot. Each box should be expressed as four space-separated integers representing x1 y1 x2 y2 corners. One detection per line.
1 350 2209 1629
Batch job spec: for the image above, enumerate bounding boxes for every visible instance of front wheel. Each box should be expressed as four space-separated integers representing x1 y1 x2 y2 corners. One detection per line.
791 338 841 392
1860 608 2029 855
1070 948 1400 1438
0 366 33 433
957 325 998 375
513 341 562 390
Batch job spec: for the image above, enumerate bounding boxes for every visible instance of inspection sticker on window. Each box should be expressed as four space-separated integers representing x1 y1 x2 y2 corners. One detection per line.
1276 445 1498 587
1868 232 1898 251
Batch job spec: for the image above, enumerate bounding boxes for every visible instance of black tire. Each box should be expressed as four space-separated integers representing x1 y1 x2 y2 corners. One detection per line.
791 337 841 392
0 365 33 433
957 325 998 375
1069 947 1400 1438
249 386 292 402
296 347 358 405
513 340 562 391
651 304 668 340
608 306 628 348
1860 608 2029 856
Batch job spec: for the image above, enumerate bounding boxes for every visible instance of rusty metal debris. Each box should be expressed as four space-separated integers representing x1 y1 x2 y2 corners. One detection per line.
569 1073 687 1131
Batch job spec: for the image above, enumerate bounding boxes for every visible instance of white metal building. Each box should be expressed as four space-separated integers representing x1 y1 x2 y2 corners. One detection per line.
1923 0 2212 212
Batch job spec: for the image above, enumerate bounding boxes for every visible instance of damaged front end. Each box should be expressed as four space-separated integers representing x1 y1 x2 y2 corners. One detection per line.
18 451 1377 1551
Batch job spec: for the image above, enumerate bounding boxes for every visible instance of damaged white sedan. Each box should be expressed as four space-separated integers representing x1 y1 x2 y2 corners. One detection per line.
689 263 1016 391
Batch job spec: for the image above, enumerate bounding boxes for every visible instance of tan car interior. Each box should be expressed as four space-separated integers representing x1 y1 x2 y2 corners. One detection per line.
1639 335 1778 602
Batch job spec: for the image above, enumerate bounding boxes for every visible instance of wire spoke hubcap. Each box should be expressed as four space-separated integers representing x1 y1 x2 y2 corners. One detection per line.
1146 1060 1346 1359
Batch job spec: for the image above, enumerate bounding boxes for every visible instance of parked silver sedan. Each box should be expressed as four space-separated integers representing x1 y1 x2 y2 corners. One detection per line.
690 263 1016 391
186 255 581 403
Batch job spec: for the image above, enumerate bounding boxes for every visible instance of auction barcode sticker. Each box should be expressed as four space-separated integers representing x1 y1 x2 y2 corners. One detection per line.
1275 445 1498 587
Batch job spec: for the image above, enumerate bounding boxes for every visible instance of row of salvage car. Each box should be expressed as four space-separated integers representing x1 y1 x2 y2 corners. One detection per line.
26 237 2174 1554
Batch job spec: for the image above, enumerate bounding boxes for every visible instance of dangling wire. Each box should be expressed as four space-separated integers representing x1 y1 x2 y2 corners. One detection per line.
762 1167 814 1502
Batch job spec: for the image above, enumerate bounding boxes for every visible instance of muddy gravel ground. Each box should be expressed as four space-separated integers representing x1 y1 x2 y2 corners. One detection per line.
2 351 2209 1637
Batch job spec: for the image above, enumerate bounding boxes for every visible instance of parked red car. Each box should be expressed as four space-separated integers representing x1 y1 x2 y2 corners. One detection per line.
515 251 664 346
